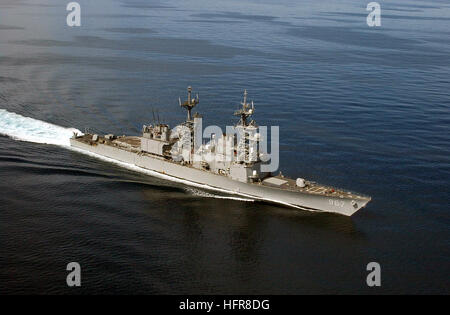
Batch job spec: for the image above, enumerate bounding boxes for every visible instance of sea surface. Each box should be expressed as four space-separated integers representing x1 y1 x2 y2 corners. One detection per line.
0 0 449 294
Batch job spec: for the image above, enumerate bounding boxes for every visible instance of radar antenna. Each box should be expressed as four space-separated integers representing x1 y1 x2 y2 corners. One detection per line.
234 89 255 127
180 86 199 122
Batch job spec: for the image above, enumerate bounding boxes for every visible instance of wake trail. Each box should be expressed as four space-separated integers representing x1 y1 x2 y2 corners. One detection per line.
0 109 256 203
0 109 82 146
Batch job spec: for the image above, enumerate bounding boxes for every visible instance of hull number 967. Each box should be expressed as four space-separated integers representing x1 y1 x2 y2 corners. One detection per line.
329 199 345 207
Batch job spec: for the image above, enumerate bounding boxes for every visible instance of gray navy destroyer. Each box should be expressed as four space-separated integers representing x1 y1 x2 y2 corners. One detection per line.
70 87 371 216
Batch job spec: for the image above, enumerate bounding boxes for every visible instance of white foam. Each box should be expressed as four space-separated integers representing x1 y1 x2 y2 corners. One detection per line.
0 109 82 146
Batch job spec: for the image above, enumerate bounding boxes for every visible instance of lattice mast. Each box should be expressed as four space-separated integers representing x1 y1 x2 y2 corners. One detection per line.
234 89 254 127
179 86 199 122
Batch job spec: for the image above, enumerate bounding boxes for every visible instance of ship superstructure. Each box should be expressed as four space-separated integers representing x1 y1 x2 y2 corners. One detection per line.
70 87 371 216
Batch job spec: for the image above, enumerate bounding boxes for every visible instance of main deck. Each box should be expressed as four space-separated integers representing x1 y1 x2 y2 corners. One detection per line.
73 134 369 202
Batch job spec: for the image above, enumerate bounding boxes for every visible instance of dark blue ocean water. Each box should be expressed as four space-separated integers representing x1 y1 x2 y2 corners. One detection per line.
0 0 449 294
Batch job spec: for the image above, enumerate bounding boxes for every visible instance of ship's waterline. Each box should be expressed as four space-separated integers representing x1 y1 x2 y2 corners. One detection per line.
69 138 327 214
70 137 369 216
69 87 371 216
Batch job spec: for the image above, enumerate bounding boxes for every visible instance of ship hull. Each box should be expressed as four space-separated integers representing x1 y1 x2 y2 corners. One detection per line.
70 138 369 216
